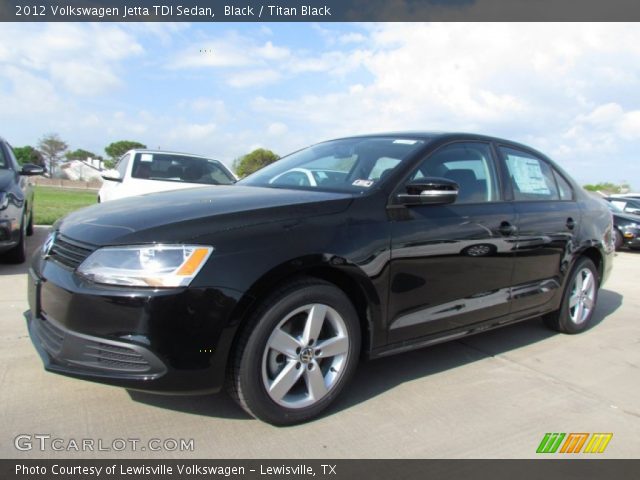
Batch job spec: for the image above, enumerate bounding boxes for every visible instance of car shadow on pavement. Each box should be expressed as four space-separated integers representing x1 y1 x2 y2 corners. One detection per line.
128 288 622 423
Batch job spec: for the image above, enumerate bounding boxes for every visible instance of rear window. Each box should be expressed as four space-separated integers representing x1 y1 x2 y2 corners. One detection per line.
500 147 560 201
130 153 235 185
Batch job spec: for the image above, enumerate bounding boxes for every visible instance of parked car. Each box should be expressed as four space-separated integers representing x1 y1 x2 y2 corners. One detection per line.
0 137 45 263
26 132 613 425
98 149 237 202
604 196 640 215
605 201 640 250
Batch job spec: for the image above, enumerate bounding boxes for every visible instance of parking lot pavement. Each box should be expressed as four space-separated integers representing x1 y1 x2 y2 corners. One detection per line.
1 226 638 459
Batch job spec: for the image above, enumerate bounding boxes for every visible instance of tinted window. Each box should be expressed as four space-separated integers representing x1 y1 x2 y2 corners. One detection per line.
241 137 427 193
500 147 559 201
409 142 499 203
553 170 573 201
130 153 235 186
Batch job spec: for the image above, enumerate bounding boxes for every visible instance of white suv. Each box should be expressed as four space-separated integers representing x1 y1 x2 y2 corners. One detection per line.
98 150 237 202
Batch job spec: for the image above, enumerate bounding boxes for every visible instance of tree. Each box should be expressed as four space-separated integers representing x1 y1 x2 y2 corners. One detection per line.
233 148 280 177
13 146 44 166
583 182 630 194
66 149 100 161
38 133 68 177
105 140 146 161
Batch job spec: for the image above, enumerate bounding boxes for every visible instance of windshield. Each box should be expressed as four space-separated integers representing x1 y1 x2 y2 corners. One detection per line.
0 145 6 169
238 137 427 193
130 152 235 185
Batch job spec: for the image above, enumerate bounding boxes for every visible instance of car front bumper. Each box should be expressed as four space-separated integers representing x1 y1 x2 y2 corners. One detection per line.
622 228 640 249
26 257 244 394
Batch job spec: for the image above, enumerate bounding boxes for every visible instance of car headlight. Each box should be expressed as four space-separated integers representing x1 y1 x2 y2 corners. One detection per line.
77 245 213 287
626 223 639 230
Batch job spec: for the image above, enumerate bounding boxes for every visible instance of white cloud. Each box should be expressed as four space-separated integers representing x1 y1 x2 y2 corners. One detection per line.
267 122 288 136
168 123 217 141
227 69 281 88
0 23 142 96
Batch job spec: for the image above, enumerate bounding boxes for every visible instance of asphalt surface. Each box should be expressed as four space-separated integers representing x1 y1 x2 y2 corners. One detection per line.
1 226 638 459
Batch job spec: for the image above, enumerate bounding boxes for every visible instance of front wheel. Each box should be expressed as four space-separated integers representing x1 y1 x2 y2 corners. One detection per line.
613 228 623 250
543 257 599 334
3 212 27 264
227 278 361 425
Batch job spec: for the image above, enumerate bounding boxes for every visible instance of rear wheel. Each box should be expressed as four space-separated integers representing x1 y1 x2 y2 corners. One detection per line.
227 278 361 425
543 257 598 334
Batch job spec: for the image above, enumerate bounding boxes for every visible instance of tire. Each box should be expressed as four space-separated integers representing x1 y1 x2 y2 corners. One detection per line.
26 208 34 236
613 228 623 250
3 212 27 264
227 277 361 425
543 257 599 334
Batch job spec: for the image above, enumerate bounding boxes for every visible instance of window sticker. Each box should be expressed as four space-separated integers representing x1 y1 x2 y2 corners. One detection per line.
393 139 418 145
352 179 374 187
140 153 153 162
507 156 550 195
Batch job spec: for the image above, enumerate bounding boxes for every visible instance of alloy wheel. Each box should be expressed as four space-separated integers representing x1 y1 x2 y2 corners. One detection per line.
261 303 349 409
568 268 596 325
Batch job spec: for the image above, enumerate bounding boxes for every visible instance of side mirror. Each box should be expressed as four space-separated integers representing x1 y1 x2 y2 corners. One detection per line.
101 169 122 183
20 163 46 176
397 177 459 206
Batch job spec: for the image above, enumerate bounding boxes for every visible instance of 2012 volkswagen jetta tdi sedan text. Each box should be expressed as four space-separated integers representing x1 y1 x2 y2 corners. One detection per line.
26 133 613 425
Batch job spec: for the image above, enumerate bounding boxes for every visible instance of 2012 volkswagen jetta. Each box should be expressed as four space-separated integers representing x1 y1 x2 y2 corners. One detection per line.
26 132 614 425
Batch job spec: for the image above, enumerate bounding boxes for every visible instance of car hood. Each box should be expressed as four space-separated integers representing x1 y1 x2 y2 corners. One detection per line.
614 211 640 224
0 170 15 191
58 185 354 245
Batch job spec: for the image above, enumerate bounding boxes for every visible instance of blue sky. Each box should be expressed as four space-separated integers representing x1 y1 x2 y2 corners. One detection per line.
1 22 640 188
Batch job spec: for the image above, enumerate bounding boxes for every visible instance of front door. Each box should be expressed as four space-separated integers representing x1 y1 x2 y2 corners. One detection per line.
387 141 517 344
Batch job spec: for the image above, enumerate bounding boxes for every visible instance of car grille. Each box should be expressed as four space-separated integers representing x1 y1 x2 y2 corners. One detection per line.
38 315 65 355
30 312 165 377
48 235 95 269
84 342 152 372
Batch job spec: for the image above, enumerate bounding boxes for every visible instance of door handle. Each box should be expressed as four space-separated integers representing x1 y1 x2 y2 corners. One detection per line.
498 221 517 236
566 217 576 230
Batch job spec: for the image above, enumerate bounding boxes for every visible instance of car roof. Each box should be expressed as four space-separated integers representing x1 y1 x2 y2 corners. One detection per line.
325 131 542 150
126 149 221 160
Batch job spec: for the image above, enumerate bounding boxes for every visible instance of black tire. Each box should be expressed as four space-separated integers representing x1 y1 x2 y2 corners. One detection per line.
613 228 623 250
543 257 599 334
26 208 34 236
3 212 27 264
227 277 361 425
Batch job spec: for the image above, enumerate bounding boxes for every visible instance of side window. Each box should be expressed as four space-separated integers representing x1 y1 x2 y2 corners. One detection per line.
116 153 131 178
408 142 499 204
500 147 559 201
553 170 573 201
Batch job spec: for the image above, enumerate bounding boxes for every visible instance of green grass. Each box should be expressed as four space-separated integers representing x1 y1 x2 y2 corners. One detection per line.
34 186 97 225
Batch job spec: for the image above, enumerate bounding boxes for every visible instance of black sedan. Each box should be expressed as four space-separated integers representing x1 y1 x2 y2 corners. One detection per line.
26 132 613 424
606 201 640 250
0 137 45 263
605 196 640 215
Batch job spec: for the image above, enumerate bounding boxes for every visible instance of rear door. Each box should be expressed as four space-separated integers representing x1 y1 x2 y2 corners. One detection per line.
387 141 517 344
497 145 580 316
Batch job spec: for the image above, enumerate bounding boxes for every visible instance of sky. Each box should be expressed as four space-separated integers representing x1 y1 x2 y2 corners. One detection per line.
1 22 639 188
